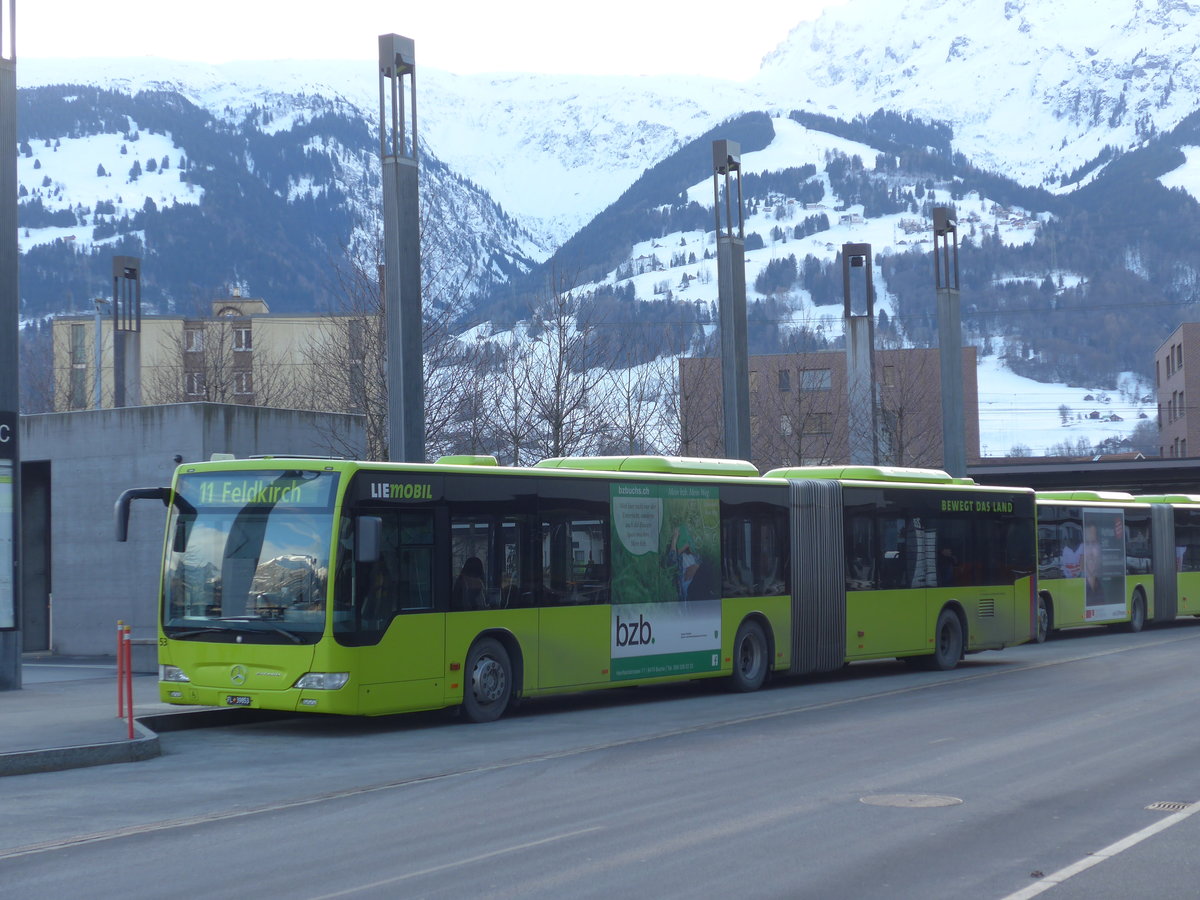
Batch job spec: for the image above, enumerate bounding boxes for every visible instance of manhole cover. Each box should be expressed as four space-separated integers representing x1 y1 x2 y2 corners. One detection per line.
1145 801 1191 813
860 793 963 808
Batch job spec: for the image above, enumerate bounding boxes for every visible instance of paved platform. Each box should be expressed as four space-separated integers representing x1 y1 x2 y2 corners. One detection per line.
0 656 203 777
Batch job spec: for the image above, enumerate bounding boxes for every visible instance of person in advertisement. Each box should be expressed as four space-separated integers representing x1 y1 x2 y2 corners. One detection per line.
1082 510 1124 613
664 524 702 602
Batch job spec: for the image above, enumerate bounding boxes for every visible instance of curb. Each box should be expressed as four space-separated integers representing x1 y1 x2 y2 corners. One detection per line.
0 719 160 777
0 708 295 778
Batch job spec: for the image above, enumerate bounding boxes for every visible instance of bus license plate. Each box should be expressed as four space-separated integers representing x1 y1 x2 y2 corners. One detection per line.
225 695 252 706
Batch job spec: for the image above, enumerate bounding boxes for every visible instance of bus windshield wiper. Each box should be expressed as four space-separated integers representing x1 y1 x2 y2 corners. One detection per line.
168 626 236 639
217 617 304 644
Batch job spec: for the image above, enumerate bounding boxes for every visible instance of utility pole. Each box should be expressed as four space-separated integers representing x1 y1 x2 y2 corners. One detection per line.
378 34 425 462
712 140 751 463
933 207 966 476
1 0 21 689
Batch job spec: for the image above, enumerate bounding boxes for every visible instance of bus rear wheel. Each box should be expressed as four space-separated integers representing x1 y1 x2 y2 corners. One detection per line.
925 608 963 671
1127 591 1146 633
729 619 768 692
462 637 512 723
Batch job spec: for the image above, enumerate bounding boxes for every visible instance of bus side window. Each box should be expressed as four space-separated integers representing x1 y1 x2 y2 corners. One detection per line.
365 511 435 620
844 510 877 590
1175 510 1200 572
498 518 532 608
540 506 608 605
720 516 755 596
451 516 494 611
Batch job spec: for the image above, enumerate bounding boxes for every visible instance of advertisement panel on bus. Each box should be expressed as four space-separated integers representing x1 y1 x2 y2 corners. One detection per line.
609 482 721 680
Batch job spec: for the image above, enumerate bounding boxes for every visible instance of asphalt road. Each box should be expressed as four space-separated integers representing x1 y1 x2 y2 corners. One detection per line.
3 621 1200 899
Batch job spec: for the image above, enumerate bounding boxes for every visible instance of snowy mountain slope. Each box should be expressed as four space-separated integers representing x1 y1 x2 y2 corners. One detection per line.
17 58 773 248
14 81 543 314
17 0 1200 247
754 0 1200 189
1160 145 1200 200
545 111 1165 456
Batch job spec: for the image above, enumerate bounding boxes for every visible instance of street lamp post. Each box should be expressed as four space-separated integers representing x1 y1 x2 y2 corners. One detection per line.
93 298 110 409
0 0 20 689
842 243 878 465
378 34 424 463
712 140 751 463
933 207 966 476
111 256 141 408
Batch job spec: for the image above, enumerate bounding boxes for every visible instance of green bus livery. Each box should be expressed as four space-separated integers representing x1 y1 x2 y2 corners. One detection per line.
1033 489 1200 637
117 455 1037 721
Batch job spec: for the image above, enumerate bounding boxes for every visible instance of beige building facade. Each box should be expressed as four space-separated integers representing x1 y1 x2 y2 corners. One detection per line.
51 295 349 413
680 347 980 472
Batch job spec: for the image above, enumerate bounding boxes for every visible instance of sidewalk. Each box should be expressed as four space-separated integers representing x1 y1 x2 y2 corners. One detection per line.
0 656 197 777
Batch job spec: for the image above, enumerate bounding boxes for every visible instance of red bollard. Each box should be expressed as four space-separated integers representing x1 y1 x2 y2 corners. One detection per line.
116 620 125 718
123 626 134 740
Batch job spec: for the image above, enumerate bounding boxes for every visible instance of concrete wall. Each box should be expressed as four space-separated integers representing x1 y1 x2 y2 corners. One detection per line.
20 403 365 657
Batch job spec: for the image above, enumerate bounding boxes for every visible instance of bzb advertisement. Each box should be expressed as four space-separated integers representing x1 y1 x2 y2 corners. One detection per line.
609 483 721 680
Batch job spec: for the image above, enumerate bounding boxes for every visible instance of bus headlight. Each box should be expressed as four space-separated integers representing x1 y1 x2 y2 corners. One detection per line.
160 665 190 683
294 672 349 690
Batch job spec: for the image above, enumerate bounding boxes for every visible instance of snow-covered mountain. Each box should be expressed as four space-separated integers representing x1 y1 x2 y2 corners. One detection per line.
17 58 770 249
13 0 1200 458
19 0 1199 244
755 0 1200 189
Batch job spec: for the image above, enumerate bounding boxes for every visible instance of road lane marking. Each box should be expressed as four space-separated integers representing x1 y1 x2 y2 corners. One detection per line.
304 827 605 899
1000 801 1200 900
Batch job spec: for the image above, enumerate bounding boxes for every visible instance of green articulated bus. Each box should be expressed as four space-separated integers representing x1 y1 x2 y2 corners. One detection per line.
116 455 1037 721
1033 489 1200 640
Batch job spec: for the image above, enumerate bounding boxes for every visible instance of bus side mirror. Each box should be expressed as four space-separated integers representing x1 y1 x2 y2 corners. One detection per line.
115 486 171 542
356 516 382 564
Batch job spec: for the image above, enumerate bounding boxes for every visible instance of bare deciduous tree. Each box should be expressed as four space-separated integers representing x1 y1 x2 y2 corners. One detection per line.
523 278 618 461
300 210 486 461
481 329 538 465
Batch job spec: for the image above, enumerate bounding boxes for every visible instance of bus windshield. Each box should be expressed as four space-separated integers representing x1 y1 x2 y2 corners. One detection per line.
162 470 339 643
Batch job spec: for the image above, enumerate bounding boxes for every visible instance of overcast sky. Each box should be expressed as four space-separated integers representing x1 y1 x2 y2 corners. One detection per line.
14 0 847 80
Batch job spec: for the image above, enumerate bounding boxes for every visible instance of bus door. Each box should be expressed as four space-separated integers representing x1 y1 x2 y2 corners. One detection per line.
335 506 444 712
537 497 612 690
939 514 1016 648
843 499 926 658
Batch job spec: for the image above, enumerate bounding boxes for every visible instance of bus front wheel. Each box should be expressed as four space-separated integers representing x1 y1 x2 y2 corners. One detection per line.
729 619 769 692
926 608 963 671
462 637 512 723
1034 595 1051 644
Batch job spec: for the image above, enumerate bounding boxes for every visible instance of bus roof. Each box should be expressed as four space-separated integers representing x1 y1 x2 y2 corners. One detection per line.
1135 493 1200 505
534 455 760 477
762 464 973 485
434 455 500 467
1037 489 1139 503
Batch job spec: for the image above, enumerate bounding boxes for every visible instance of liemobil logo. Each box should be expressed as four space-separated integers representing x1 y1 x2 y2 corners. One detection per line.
615 613 654 647
230 665 247 685
370 482 433 500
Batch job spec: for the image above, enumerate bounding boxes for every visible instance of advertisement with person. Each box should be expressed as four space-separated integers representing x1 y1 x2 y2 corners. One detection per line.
1082 507 1127 622
609 482 721 680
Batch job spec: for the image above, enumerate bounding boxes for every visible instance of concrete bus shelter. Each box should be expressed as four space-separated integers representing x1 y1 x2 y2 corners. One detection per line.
19 403 364 661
